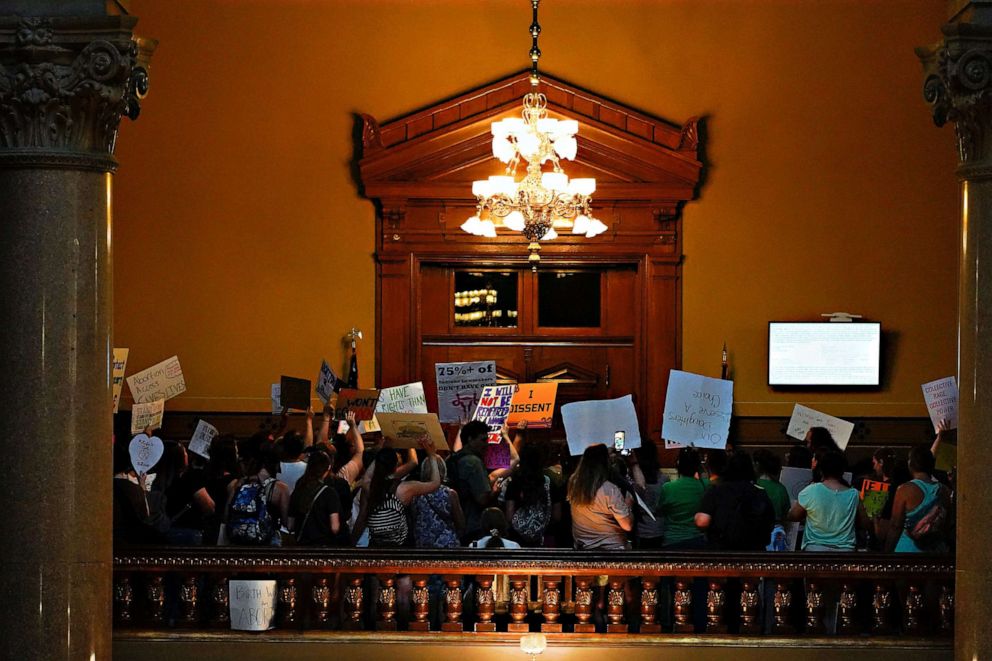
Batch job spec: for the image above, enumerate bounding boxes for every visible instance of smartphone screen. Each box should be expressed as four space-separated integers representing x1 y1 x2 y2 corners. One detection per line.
613 430 625 450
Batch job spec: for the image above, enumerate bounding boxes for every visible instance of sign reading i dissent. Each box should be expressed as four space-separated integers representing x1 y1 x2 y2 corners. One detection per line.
507 383 558 428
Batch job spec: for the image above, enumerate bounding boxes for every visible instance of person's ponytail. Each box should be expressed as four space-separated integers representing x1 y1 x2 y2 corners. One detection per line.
483 528 505 549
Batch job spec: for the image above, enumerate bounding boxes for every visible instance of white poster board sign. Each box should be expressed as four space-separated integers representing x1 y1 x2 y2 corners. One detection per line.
188 419 219 459
129 433 164 474
229 580 277 631
270 383 281 414
561 395 642 456
922 376 958 431
786 404 855 451
316 360 337 406
434 361 496 423
130 399 165 434
661 370 734 450
473 384 515 444
376 382 429 414
112 348 129 414
126 355 186 404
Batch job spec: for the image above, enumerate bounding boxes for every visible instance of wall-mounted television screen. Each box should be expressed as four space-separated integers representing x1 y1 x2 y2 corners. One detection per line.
768 322 881 386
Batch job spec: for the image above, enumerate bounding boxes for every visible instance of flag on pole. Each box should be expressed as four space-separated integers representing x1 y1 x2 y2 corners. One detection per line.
347 346 358 388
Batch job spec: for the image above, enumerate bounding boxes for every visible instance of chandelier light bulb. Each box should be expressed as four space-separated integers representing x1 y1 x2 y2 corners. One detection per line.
493 137 515 163
541 227 558 241
585 217 608 237
472 180 491 197
572 214 590 234
541 171 568 192
480 219 498 238
517 131 540 158
552 134 577 161
461 215 482 235
570 178 596 196
504 210 526 231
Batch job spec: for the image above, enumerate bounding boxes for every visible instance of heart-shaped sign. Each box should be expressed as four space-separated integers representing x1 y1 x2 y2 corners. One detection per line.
129 434 164 475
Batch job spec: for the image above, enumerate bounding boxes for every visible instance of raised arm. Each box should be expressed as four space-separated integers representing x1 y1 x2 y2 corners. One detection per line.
318 403 332 446
304 406 315 448
397 438 442 503
931 417 952 458
394 447 420 480
336 411 366 483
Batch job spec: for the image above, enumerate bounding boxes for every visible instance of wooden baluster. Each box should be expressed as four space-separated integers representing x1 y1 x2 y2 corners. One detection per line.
278 578 297 628
475 575 497 632
938 584 954 636
871 583 893 635
640 577 661 634
804 581 825 634
409 575 431 632
739 581 760 635
113 574 134 626
705 580 727 634
341 576 361 630
673 579 694 634
606 577 627 633
508 575 529 632
902 583 924 634
573 577 595 633
210 577 230 628
837 583 858 635
179 575 200 626
772 582 794 634
441 575 463 632
376 574 397 630
541 576 562 633
145 574 165 626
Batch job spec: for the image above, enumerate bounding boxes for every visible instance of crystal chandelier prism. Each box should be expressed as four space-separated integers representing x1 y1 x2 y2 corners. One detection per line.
461 0 607 269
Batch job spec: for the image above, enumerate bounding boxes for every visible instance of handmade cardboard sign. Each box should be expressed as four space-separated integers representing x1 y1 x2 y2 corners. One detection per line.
127 355 186 404
473 384 515 444
661 370 733 450
376 382 429 414
434 360 497 423
279 376 312 411
334 388 380 421
130 399 165 435
316 360 338 406
376 412 449 450
860 479 890 519
360 416 381 434
922 376 958 432
507 382 558 429
786 404 855 451
561 395 642 456
188 419 219 459
484 439 512 471
229 580 277 632
129 432 164 474
112 348 129 414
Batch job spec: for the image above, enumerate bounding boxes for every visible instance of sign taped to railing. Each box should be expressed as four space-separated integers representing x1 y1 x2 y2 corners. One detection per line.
229 579 276 631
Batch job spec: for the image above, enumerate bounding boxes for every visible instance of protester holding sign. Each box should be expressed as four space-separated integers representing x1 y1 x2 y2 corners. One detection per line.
503 439 559 547
411 456 464 549
446 420 498 541
224 435 291 546
887 444 952 553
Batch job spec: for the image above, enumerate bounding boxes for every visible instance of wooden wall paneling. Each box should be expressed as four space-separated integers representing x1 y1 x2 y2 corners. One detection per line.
646 260 681 444
377 254 414 389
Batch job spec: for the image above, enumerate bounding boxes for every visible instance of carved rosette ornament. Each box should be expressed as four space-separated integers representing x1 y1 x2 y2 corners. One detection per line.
0 15 155 170
918 24 992 168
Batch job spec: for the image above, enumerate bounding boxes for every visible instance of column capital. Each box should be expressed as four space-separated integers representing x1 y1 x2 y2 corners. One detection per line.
0 14 155 171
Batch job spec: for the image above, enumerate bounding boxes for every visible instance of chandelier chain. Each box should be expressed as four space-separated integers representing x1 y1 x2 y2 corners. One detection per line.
529 0 541 87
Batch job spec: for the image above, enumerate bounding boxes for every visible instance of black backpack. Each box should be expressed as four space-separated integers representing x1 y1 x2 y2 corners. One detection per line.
718 484 775 551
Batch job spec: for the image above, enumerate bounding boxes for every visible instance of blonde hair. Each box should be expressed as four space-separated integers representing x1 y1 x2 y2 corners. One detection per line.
420 455 447 483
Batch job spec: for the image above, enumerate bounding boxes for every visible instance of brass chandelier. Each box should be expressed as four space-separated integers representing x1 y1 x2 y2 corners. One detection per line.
461 0 606 268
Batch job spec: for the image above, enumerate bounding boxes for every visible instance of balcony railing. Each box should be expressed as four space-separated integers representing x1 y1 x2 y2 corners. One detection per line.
112 548 954 639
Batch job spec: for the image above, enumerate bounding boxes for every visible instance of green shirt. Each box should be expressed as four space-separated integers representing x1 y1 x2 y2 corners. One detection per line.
658 476 706 546
757 477 792 522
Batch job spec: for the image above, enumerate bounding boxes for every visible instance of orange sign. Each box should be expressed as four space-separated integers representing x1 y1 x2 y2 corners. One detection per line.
507 383 558 429
334 388 380 421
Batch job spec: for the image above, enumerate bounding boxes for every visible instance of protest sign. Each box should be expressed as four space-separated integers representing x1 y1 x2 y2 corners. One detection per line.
270 383 281 414
376 412 449 450
786 404 855 451
561 395 641 456
484 440 512 471
316 360 339 405
129 432 164 474
860 479 890 519
279 376 312 411
127 355 186 404
473 384 515 444
112 348 129 414
229 580 277 632
507 382 558 429
130 399 164 435
360 416 381 434
435 360 496 423
376 382 428 414
922 376 958 432
935 440 956 472
188 419 219 459
335 388 380 421
661 370 733 450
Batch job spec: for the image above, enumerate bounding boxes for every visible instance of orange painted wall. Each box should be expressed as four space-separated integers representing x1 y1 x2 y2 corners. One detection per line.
113 0 958 418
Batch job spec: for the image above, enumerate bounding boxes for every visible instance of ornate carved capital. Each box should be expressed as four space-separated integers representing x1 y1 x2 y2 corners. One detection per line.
918 21 992 166
0 14 156 171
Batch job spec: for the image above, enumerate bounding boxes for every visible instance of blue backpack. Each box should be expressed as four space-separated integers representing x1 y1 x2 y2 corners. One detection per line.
227 477 276 545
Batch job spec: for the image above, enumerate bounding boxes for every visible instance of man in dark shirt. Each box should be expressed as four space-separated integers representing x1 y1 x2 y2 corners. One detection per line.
446 420 495 542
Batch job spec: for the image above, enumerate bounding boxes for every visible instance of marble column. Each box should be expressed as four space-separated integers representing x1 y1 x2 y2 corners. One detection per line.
0 4 153 660
918 4 992 659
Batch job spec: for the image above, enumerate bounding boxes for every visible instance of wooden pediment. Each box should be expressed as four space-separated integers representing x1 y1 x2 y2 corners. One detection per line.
534 362 600 387
359 71 702 206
